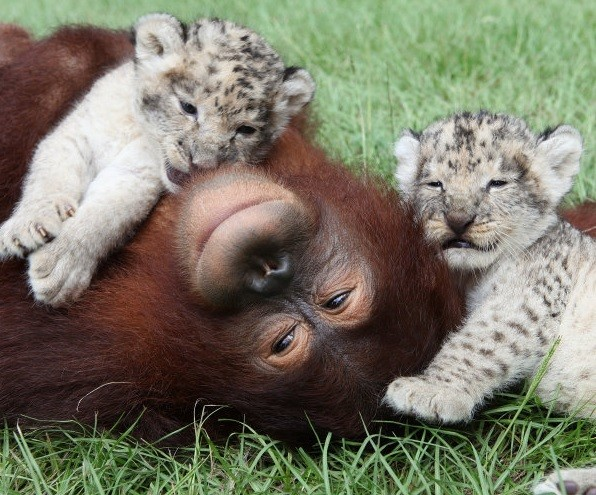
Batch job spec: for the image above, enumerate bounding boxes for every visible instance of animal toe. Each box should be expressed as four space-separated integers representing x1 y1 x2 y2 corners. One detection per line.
385 377 420 414
53 195 77 220
429 393 475 423
28 262 62 301
51 270 92 306
0 220 31 257
386 377 476 423
0 237 12 259
29 249 94 307
0 209 64 256
534 468 596 495
386 378 448 421
28 248 57 279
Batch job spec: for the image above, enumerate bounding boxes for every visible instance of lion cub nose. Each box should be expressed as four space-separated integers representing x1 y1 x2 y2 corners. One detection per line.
445 213 476 236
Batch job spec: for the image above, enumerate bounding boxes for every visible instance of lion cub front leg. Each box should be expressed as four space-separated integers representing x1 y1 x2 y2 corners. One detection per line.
28 140 163 306
385 305 546 423
0 136 85 258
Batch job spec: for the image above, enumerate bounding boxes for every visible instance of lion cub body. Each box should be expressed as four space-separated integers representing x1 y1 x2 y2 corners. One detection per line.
0 14 315 306
386 111 596 494
386 111 595 420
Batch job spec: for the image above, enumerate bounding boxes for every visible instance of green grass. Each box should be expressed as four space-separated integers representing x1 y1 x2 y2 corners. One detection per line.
2 395 595 494
0 0 595 493
2 0 595 201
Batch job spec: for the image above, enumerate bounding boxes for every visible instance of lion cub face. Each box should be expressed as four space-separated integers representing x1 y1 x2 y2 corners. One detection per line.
133 14 315 186
394 111 582 270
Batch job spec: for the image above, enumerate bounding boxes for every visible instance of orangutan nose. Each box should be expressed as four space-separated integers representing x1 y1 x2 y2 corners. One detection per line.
445 213 475 236
247 253 293 295
192 198 315 309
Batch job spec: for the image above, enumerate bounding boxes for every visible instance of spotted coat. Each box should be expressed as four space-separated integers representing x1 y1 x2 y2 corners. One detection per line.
386 111 595 426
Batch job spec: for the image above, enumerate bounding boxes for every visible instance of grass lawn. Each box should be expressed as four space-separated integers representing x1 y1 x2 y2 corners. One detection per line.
0 0 594 493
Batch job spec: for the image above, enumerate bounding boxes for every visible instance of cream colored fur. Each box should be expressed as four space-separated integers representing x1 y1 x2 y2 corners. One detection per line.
0 13 315 306
385 112 595 495
534 468 596 495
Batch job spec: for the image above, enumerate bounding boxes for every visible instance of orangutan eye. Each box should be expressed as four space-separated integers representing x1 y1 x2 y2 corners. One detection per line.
487 179 508 189
236 125 257 136
272 327 295 354
427 181 443 189
180 100 197 116
323 291 350 310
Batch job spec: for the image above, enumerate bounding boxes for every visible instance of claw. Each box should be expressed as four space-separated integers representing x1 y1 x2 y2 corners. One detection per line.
11 237 29 256
65 206 76 218
35 224 49 240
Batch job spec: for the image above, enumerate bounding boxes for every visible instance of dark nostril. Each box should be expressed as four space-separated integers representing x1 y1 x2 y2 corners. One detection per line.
445 213 475 236
247 253 293 295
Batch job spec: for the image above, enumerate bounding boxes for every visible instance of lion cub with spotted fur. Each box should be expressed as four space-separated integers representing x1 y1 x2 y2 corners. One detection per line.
0 13 315 307
385 111 595 493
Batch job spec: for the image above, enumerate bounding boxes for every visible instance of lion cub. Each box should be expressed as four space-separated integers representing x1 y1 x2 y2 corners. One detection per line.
385 111 595 493
0 13 315 306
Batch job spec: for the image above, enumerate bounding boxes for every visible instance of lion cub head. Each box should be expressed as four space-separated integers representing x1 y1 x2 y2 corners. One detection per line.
133 13 315 186
394 111 583 271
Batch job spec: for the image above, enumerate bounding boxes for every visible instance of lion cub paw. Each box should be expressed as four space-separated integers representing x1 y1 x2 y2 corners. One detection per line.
28 234 95 307
384 376 476 423
534 467 596 495
0 195 77 257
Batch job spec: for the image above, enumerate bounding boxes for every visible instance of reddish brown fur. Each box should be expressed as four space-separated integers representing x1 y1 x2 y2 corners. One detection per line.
0 26 464 444
0 24 32 67
0 26 133 220
561 202 596 238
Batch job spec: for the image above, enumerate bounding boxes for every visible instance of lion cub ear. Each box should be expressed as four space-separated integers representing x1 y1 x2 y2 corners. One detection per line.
535 125 583 205
134 13 185 66
271 67 316 137
394 130 421 197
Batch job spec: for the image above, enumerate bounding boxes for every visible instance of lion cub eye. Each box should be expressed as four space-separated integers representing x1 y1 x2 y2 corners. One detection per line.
426 181 443 189
180 100 198 116
487 179 508 189
323 291 350 311
236 125 257 136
